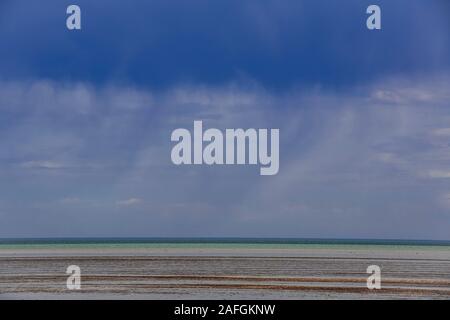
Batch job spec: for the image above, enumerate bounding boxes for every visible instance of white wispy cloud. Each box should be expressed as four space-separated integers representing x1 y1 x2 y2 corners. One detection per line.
428 170 450 179
116 198 142 206
20 160 65 169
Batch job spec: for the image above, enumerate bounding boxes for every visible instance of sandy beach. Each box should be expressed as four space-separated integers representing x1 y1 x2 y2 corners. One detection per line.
0 245 449 299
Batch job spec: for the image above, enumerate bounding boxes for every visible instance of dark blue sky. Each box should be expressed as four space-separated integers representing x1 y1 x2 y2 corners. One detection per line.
1 0 449 89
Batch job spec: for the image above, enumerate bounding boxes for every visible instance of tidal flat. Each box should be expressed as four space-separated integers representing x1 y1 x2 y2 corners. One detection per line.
0 243 449 299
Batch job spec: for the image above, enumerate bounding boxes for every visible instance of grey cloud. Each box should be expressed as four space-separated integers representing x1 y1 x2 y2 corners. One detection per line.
0 76 449 239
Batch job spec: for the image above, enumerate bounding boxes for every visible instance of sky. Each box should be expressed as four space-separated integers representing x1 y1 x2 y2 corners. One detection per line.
0 0 449 239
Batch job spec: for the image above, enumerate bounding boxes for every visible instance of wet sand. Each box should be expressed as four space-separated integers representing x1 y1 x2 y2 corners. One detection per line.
0 246 449 299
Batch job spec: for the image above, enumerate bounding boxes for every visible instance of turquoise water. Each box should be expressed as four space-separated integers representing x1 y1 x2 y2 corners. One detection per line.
0 238 449 250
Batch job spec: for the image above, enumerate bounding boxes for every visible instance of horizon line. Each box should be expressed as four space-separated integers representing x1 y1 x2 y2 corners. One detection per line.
0 237 449 244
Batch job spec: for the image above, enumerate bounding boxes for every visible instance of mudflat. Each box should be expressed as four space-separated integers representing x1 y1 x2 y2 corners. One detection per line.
0 245 449 299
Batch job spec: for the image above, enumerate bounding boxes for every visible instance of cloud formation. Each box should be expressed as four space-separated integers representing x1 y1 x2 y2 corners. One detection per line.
0 75 449 239
116 198 142 206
